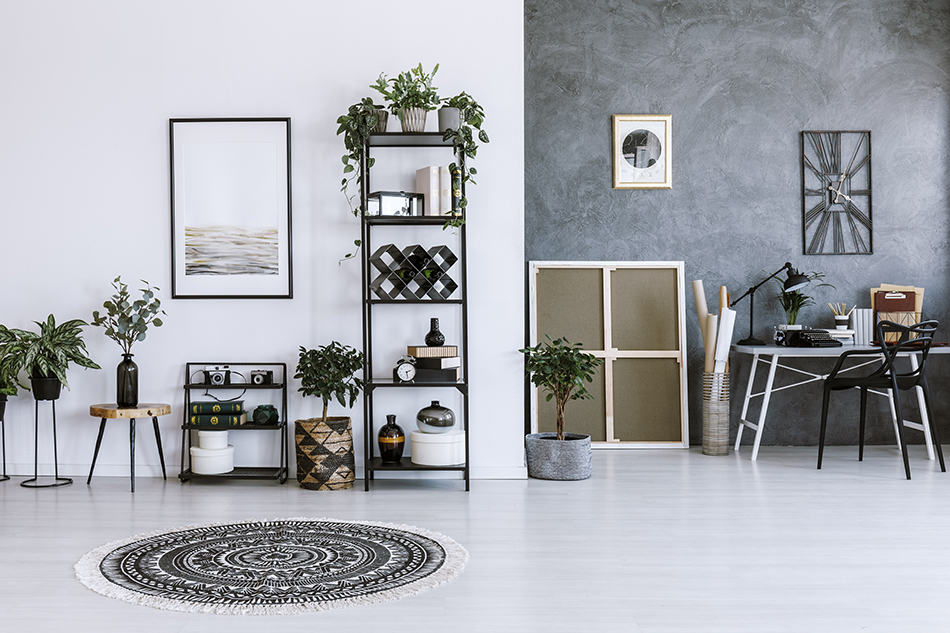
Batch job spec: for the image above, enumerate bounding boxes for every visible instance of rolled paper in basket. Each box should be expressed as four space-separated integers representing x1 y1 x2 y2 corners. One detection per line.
692 280 709 346
704 313 718 373
714 307 736 374
719 285 730 372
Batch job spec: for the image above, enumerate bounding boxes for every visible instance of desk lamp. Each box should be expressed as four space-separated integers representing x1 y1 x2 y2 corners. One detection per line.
730 262 810 346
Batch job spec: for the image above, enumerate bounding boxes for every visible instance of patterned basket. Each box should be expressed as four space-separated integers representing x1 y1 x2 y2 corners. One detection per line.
295 417 355 490
702 372 730 456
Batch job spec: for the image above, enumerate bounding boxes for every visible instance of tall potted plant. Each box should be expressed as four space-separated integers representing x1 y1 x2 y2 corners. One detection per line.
293 342 364 490
371 63 440 132
0 316 100 401
520 336 602 480
91 276 165 407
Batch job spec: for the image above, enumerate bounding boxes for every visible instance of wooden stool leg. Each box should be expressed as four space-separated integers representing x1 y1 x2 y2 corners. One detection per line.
87 419 107 484
152 417 167 480
129 418 136 493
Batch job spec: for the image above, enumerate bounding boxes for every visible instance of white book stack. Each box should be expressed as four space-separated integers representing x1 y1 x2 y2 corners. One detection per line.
851 308 874 346
415 167 440 216
439 165 452 214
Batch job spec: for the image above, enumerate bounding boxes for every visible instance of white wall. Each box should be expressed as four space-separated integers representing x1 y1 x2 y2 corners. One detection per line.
0 0 525 480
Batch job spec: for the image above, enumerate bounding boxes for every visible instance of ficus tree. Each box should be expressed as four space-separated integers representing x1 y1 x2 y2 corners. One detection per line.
295 342 365 422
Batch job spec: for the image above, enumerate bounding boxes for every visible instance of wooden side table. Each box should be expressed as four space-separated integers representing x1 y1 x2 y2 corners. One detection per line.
88 403 171 492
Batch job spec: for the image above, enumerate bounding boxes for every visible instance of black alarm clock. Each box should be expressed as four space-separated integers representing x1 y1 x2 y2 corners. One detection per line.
393 356 416 383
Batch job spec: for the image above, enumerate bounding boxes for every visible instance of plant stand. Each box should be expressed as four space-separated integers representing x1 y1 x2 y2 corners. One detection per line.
21 399 72 488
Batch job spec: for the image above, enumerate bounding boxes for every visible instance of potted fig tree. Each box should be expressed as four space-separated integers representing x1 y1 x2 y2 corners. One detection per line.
371 63 440 132
293 342 364 490
0 316 100 401
91 276 166 408
520 336 602 480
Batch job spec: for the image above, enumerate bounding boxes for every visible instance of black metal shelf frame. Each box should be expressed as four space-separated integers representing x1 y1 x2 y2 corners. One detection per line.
360 132 471 491
179 362 289 484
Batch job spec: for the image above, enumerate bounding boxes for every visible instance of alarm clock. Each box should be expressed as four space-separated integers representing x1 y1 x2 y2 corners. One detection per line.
393 356 416 383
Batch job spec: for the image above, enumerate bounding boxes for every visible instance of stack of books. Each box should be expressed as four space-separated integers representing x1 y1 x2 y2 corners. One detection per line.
407 345 461 382
415 166 456 216
187 400 247 428
820 329 856 345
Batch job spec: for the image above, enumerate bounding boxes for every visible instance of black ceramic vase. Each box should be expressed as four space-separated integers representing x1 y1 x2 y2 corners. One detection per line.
116 353 138 408
424 317 445 347
378 414 405 463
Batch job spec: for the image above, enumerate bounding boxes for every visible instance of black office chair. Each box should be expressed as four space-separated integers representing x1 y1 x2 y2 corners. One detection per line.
817 320 945 479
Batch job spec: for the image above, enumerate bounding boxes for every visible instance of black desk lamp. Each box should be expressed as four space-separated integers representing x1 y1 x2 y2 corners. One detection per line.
730 262 810 346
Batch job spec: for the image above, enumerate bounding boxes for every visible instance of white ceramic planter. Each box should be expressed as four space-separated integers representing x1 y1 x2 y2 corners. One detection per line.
399 107 427 132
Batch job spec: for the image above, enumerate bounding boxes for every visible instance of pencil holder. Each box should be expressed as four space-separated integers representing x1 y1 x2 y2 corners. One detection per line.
702 372 730 456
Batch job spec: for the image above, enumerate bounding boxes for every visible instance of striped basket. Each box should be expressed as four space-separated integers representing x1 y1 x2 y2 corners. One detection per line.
702 372 730 456
295 417 355 490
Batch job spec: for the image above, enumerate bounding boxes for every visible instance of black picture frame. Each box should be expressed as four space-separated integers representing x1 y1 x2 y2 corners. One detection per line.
169 117 294 299
800 129 872 256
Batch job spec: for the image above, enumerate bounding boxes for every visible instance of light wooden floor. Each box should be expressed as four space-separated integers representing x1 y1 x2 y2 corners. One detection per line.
2 447 950 632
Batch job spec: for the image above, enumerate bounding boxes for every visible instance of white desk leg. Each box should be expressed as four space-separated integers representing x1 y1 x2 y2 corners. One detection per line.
910 354 935 461
751 355 779 462
886 390 901 452
735 353 759 450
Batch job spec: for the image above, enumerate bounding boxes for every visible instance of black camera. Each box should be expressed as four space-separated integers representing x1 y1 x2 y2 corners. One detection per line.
250 370 274 385
203 366 231 385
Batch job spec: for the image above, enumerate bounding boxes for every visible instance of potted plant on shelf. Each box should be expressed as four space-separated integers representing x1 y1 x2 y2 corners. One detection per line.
371 63 440 133
775 271 833 329
440 92 489 228
0 316 100 401
91 276 165 408
520 336 602 480
293 342 365 490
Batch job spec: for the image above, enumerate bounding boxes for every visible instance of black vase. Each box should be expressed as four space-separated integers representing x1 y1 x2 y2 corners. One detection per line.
378 414 405 463
425 317 445 347
117 353 138 408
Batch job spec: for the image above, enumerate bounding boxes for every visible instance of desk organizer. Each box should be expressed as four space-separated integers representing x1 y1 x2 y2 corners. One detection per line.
702 372 730 456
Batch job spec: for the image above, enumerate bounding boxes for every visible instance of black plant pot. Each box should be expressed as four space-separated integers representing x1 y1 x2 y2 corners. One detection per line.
117 353 138 408
30 376 62 401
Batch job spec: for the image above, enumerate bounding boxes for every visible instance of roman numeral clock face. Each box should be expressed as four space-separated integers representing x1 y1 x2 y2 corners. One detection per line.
801 130 872 254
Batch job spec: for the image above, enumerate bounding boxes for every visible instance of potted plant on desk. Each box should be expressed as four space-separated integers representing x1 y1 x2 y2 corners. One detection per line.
520 336 603 480
91 276 165 408
293 342 364 490
776 271 833 330
0 316 100 401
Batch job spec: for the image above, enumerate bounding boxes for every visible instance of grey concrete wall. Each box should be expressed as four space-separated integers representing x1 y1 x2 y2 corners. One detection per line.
525 0 950 446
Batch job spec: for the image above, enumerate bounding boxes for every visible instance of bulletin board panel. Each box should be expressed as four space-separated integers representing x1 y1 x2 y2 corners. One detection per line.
529 261 688 448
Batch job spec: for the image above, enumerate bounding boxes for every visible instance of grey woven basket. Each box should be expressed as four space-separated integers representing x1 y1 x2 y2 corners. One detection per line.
702 372 730 456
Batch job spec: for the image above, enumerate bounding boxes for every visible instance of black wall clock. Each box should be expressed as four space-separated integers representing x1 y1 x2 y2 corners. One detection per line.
800 130 872 255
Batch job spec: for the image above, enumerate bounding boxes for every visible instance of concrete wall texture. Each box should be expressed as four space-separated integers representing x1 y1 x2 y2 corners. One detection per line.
525 0 950 446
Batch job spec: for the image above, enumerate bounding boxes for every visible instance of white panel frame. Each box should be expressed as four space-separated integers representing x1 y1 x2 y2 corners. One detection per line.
528 261 689 449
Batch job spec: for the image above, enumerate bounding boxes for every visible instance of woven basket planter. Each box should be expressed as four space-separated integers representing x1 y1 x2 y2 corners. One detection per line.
295 416 355 490
702 372 730 456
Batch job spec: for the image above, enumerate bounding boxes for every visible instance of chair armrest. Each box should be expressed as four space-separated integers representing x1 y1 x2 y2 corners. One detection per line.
827 349 884 380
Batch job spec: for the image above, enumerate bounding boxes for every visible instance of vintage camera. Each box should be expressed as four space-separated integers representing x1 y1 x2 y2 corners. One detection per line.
203 365 231 385
250 369 274 385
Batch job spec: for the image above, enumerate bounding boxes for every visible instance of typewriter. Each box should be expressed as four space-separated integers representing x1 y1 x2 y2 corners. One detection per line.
783 328 843 348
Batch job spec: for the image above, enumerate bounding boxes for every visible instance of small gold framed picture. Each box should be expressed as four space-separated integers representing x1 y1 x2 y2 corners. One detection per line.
612 114 672 189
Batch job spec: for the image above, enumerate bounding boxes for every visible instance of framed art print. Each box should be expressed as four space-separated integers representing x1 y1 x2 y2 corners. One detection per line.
612 115 672 189
169 118 293 299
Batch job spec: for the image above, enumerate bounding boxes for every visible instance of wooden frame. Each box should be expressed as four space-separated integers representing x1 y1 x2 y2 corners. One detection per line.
169 117 294 299
612 115 672 189
528 261 688 448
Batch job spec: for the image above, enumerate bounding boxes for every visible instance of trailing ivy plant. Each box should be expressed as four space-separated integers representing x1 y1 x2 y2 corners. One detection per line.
91 276 166 355
0 316 100 389
520 336 602 441
295 342 365 422
336 97 383 262
371 63 440 116
441 92 489 228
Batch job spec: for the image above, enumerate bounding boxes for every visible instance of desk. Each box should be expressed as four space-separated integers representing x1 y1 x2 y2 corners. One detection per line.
732 345 949 461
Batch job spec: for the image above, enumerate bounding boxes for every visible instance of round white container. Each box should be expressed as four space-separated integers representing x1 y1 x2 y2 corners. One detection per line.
198 430 229 450
190 445 234 474
410 430 464 466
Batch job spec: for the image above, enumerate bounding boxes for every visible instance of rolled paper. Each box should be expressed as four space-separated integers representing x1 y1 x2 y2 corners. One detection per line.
719 285 729 314
704 314 718 373
714 308 737 374
692 280 709 346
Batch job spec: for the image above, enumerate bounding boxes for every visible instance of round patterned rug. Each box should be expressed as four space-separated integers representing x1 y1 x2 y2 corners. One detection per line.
75 518 467 615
